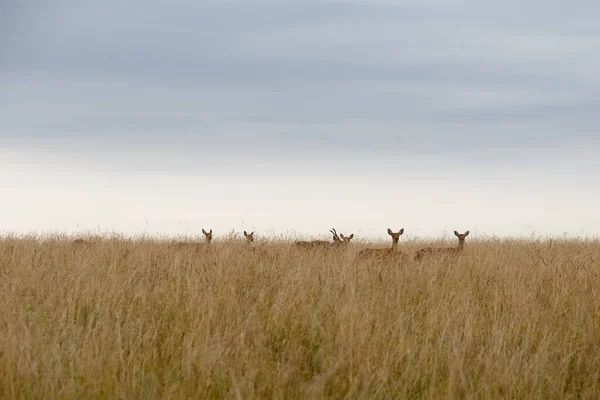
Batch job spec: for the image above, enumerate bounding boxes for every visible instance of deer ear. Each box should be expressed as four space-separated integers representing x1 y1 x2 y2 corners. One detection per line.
387 228 393 235
399 228 404 235
244 231 248 236
251 231 255 235
454 231 460 237
349 234 354 239
202 229 207 235
464 231 470 236
209 229 212 234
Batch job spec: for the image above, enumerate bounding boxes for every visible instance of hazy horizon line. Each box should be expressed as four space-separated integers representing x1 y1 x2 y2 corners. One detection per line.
1 227 597 242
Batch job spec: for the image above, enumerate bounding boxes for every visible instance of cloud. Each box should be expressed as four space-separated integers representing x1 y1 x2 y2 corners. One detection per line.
1 1 600 237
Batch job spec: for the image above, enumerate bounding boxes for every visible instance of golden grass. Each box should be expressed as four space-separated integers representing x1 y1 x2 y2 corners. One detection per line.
1 234 600 399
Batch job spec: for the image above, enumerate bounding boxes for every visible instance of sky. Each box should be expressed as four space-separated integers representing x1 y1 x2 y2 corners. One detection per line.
1 0 599 240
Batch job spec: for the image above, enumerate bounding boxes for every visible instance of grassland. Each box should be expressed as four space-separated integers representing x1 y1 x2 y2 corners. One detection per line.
1 234 600 399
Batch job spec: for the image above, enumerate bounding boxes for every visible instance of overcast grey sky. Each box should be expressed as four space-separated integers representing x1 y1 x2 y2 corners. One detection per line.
1 0 599 239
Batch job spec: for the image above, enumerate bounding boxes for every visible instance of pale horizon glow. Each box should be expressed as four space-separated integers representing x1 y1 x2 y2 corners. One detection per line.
2 148 598 241
1 1 599 240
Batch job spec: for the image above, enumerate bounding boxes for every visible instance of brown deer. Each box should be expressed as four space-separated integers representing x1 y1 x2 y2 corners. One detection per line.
295 228 353 249
201 229 213 243
295 238 331 248
415 230 469 261
331 228 354 246
243 230 274 258
175 228 213 249
357 229 408 261
243 230 255 243
339 232 354 244
295 229 335 248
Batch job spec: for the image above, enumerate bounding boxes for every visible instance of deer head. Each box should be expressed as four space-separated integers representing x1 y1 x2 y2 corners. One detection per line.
340 233 354 243
454 230 470 248
202 228 213 243
387 228 405 244
243 231 255 242
330 228 353 244
330 228 341 243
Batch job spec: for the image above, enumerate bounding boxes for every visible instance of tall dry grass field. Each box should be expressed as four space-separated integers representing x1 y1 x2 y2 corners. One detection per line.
1 234 600 399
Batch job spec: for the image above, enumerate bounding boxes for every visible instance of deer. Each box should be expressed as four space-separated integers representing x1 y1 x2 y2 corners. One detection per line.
244 230 267 251
243 230 255 243
295 231 333 248
296 228 353 249
71 237 106 247
295 238 331 248
356 228 408 261
175 228 213 249
243 230 275 258
415 230 469 261
331 228 354 247
201 229 213 244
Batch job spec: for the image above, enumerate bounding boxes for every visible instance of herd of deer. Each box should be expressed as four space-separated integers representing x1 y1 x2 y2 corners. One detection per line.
162 227 470 262
71 227 469 261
